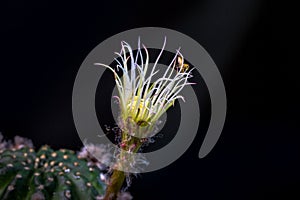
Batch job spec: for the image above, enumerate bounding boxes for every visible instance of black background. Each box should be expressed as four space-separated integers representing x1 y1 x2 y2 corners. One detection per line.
0 0 299 199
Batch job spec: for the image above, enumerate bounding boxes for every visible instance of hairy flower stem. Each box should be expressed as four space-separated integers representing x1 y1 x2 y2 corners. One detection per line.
104 132 143 200
104 170 126 200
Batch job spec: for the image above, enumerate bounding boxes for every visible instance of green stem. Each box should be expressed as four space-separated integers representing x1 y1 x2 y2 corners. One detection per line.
103 132 142 200
103 170 126 200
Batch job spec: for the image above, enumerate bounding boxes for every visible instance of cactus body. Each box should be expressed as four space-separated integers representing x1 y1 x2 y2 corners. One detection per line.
0 146 106 200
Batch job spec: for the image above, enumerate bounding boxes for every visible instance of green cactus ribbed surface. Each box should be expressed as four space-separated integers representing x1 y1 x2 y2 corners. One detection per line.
0 146 106 200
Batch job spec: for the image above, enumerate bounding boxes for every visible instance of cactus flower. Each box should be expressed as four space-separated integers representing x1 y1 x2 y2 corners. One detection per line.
95 38 193 138
95 38 193 200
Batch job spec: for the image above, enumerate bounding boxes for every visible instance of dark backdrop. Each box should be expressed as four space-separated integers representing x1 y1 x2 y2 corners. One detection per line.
0 0 299 199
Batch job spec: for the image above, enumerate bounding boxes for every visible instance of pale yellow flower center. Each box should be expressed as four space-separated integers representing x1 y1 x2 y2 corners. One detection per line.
127 96 150 126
